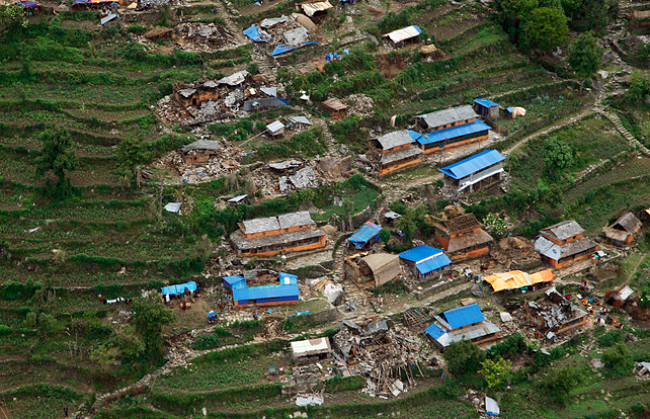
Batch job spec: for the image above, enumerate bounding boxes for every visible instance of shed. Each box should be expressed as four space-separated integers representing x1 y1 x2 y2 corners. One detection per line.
161 281 197 296
603 211 641 246
439 149 506 192
361 253 401 286
164 202 182 214
290 337 331 361
266 120 285 137
223 275 245 289
348 222 382 249
288 115 312 126
322 98 348 120
398 245 452 279
485 396 500 416
383 25 422 45
474 98 501 119
482 269 554 292
300 0 333 17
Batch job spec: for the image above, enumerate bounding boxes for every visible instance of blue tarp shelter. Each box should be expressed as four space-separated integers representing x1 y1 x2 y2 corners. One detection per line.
243 25 268 42
161 281 197 296
348 222 382 249
271 41 319 56
439 149 506 180
17 1 38 7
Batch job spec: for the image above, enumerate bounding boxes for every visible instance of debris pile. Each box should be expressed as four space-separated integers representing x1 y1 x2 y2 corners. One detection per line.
490 236 535 267
152 142 243 183
174 23 239 52
251 159 339 195
244 15 320 56
515 287 588 340
343 94 374 118
332 319 423 397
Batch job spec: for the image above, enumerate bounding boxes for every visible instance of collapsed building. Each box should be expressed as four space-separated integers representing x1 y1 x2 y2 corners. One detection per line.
243 15 320 56
414 105 491 154
179 140 221 164
425 303 501 349
223 270 300 307
434 214 494 261
332 319 422 397
439 149 506 193
367 130 423 176
534 220 598 269
344 253 402 287
230 211 327 257
520 287 587 339
603 211 641 246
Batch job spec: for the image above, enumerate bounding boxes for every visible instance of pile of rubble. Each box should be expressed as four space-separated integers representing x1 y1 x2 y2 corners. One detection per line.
490 236 535 267
245 15 320 56
343 94 374 118
152 142 244 183
332 318 423 397
138 23 239 52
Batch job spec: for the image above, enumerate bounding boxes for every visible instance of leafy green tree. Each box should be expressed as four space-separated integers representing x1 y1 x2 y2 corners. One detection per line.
523 7 570 50
542 137 575 177
132 293 175 361
35 129 79 198
396 208 417 243
444 340 486 376
627 71 650 103
568 32 604 78
116 134 147 177
495 0 539 33
379 227 391 244
483 213 509 239
539 365 582 405
480 357 512 389
583 0 610 36
561 0 584 17
602 342 633 376
0 4 26 35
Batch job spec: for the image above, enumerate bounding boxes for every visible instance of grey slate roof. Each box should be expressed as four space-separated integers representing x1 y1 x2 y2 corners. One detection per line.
269 160 303 170
380 146 423 164
373 130 415 150
231 228 325 250
540 220 585 241
278 211 314 229
180 140 221 152
417 105 478 130
611 212 641 233
178 88 197 98
534 236 598 260
202 80 218 88
241 216 280 234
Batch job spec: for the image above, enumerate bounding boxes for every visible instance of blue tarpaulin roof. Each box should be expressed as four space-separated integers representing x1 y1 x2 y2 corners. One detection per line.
348 222 382 248
233 283 299 301
271 41 319 56
223 275 245 286
243 25 268 43
161 281 197 296
18 1 38 7
416 120 491 146
474 98 500 108
439 149 506 180
278 272 299 282
398 245 443 262
425 323 445 340
443 303 485 329
416 253 452 274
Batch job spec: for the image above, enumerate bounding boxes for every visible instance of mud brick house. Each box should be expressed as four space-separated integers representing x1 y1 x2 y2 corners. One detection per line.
521 287 587 338
425 303 501 349
180 140 221 164
230 211 327 257
368 130 423 176
433 214 493 261
344 253 402 287
398 245 452 281
603 211 641 246
440 149 506 193
414 105 490 154
223 270 300 307
534 220 598 269
322 98 348 120
175 80 219 109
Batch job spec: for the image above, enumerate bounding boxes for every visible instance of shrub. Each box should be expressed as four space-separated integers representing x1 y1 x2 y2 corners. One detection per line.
539 365 582 405
0 325 12 336
443 340 486 376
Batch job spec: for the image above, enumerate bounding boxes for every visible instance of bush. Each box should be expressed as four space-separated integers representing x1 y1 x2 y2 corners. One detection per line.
602 343 633 376
539 365 582 405
443 340 486 376
0 325 12 336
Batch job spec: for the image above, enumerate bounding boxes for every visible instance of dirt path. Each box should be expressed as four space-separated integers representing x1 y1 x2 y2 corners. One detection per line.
489 78 573 101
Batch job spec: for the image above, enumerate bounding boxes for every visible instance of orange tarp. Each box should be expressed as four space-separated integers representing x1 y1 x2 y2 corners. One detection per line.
483 269 554 292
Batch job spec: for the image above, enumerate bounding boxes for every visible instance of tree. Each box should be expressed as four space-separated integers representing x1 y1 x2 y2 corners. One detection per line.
443 340 486 376
523 7 570 51
35 129 79 198
480 357 512 389
132 293 175 361
396 209 417 243
495 0 539 34
116 134 147 179
602 342 633 376
539 365 582 405
483 213 509 239
0 4 26 35
379 227 391 244
542 137 575 177
568 32 604 78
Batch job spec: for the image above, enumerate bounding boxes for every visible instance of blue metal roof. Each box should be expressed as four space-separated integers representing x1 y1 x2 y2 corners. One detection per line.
443 303 485 329
474 98 500 108
416 121 491 145
425 323 445 340
348 222 382 248
223 275 245 286
161 281 197 296
233 283 299 302
416 253 452 274
398 245 443 262
439 149 506 180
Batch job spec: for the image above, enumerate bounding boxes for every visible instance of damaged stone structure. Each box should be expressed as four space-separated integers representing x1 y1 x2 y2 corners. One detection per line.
520 287 587 339
230 211 327 257
603 211 641 246
434 214 493 261
344 253 402 287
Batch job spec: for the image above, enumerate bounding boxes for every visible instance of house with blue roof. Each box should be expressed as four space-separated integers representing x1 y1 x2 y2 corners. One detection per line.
424 303 501 349
348 222 382 249
224 270 300 308
474 98 501 119
398 245 452 281
414 104 491 154
439 149 506 192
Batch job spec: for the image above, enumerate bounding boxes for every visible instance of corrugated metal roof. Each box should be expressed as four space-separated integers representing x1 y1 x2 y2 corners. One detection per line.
443 303 485 329
243 97 290 111
233 283 299 301
161 281 197 296
164 202 182 213
266 120 285 133
439 149 506 180
417 105 478 130
348 222 382 248
486 396 500 416
398 245 443 262
427 321 500 347
417 120 491 146
217 70 249 86
474 98 500 108
223 275 245 286
425 323 445 340
291 337 331 356
383 25 422 43
416 253 452 274
301 0 333 16
288 115 312 125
